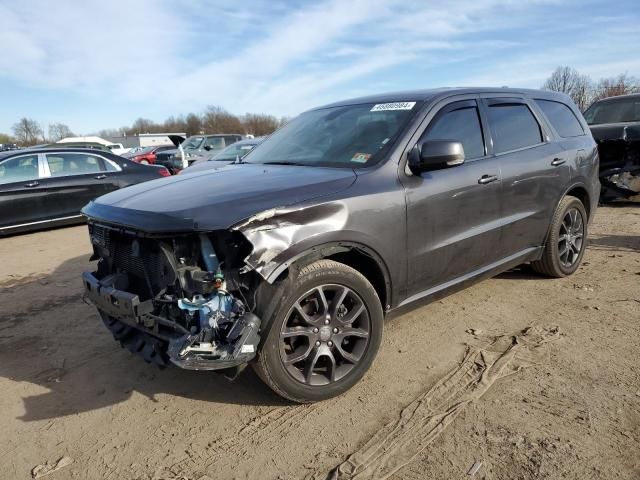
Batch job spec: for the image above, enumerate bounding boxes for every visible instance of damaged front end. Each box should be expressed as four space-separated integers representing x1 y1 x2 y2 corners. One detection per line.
591 123 640 201
82 222 261 372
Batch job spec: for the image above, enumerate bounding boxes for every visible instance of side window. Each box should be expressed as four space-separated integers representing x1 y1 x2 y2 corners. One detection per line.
534 99 584 137
103 158 119 172
486 103 543 154
421 106 485 159
224 135 240 146
205 137 224 149
0 155 39 184
46 153 104 177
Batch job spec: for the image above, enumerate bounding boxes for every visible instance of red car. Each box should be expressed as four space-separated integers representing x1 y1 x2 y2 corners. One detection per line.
129 145 176 165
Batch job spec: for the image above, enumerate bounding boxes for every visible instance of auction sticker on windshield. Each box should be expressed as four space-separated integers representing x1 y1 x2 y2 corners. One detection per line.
370 102 416 112
351 152 371 163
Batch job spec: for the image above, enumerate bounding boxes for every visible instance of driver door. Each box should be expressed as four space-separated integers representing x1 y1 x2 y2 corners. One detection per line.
401 99 504 299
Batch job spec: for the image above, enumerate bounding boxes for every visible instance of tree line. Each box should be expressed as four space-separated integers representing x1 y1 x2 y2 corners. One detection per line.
542 66 639 111
3 105 288 147
4 69 639 147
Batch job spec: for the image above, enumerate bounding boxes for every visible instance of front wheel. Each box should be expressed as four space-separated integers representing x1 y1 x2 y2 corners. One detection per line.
531 196 588 277
254 260 383 403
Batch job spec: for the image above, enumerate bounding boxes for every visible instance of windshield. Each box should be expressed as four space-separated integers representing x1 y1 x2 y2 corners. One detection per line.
212 142 257 161
583 97 640 125
181 136 205 150
243 101 421 167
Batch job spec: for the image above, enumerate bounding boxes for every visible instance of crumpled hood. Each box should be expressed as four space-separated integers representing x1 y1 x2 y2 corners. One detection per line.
82 164 356 232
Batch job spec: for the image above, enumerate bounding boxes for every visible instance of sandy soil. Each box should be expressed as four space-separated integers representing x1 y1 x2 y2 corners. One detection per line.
0 204 638 480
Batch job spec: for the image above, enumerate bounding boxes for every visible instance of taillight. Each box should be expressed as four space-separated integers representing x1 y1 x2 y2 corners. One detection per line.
158 167 171 177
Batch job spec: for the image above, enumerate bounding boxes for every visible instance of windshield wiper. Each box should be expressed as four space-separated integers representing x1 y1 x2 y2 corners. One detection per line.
259 161 308 166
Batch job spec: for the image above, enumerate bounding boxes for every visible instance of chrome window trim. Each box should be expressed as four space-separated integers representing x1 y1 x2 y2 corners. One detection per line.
42 151 122 178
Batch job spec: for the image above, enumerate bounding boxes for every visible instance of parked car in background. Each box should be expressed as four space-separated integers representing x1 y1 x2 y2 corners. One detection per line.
583 93 640 200
0 143 18 151
128 145 176 165
155 134 243 173
0 148 170 235
104 143 130 155
122 146 146 158
81 87 599 403
180 137 264 174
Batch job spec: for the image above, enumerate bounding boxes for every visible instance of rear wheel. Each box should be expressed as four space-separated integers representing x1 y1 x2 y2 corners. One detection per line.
254 260 383 403
531 196 587 277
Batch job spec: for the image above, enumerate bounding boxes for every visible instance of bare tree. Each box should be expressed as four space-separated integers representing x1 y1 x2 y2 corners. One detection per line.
12 118 43 146
184 113 202 136
202 106 244 134
543 66 594 111
592 73 640 101
242 113 280 136
48 123 74 142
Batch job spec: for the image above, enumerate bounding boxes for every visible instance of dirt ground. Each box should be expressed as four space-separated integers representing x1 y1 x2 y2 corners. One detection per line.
0 204 638 480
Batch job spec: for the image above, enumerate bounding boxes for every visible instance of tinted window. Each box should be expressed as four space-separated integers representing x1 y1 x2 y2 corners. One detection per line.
583 97 640 125
487 103 542 153
535 99 584 137
421 106 485 159
205 137 224 149
46 153 104 176
0 155 39 184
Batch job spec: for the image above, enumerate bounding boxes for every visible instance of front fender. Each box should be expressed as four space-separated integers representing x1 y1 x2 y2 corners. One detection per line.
231 202 392 300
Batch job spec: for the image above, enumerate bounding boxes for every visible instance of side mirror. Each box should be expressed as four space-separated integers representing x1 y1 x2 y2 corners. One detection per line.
408 140 465 174
203 145 212 151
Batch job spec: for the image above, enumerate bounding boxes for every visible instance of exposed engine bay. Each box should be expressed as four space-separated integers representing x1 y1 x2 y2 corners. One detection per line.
82 222 262 372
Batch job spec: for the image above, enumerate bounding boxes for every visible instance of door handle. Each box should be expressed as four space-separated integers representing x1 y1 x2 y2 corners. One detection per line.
24 181 39 187
478 174 498 185
94 174 107 180
551 158 566 166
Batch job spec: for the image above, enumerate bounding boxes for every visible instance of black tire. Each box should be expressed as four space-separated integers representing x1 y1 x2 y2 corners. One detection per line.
253 259 383 403
531 196 588 277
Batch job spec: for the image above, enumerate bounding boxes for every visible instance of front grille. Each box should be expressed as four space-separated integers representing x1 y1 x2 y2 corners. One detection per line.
90 223 176 297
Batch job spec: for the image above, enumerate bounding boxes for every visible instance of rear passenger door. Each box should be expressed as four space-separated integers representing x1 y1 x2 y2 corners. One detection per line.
481 96 570 255
0 153 50 228
43 152 116 217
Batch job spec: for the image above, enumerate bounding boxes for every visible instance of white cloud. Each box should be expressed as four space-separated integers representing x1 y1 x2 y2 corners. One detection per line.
0 0 639 128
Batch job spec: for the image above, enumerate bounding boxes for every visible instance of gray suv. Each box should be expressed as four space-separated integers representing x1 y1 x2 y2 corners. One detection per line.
82 88 599 402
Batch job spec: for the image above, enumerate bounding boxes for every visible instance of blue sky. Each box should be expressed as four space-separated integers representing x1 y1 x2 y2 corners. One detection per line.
1 0 639 134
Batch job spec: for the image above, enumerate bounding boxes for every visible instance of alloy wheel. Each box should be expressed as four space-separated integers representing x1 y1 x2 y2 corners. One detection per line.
279 284 371 386
558 207 584 268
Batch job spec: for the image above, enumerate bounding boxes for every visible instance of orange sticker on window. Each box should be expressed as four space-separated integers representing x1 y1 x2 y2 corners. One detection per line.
351 152 371 163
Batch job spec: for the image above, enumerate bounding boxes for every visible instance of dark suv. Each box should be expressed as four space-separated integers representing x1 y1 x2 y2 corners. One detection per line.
81 88 599 402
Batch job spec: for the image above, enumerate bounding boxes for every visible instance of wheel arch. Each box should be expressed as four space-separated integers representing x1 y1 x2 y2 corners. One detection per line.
263 239 392 312
564 183 592 220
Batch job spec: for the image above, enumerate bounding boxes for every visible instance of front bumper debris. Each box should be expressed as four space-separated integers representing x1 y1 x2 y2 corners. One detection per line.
83 271 261 371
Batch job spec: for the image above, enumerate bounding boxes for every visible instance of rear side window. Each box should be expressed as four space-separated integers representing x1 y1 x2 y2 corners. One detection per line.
421 106 485 159
535 99 584 137
46 153 104 176
487 103 542 154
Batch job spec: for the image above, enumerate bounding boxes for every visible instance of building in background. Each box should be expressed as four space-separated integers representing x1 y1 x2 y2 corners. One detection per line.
106 133 186 148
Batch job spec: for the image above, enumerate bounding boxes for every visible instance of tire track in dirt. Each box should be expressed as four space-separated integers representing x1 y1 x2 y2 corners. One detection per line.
319 326 561 480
